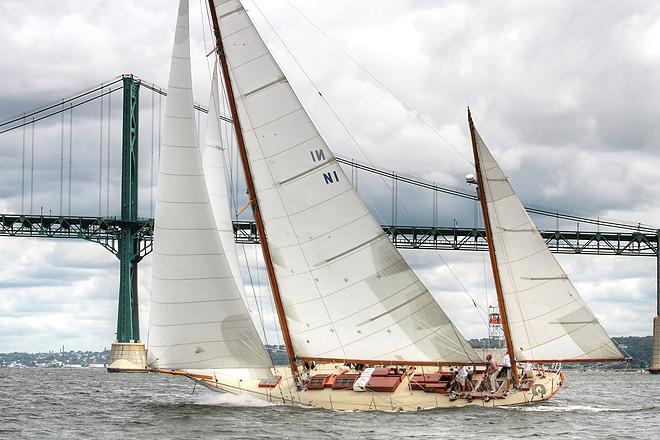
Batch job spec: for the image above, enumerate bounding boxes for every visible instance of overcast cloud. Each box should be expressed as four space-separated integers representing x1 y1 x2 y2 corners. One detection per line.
0 0 659 352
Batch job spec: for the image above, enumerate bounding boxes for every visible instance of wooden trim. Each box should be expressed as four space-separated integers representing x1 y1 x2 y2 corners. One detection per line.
300 356 484 367
468 109 519 385
206 0 298 374
518 358 627 364
150 368 214 380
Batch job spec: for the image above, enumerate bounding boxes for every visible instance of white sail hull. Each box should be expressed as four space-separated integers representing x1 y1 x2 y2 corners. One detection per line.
156 363 564 411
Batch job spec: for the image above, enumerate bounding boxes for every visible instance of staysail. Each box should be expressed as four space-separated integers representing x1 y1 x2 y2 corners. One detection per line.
213 0 480 364
470 114 624 362
201 63 249 309
147 0 272 374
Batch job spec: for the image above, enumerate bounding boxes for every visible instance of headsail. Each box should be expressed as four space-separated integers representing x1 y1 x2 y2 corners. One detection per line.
201 63 249 309
470 114 624 362
147 0 272 375
213 0 480 364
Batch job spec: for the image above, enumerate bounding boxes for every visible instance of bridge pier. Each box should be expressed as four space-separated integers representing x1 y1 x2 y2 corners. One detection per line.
650 236 660 374
108 75 146 372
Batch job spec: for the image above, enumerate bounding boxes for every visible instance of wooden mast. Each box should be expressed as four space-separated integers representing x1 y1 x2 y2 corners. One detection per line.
206 0 298 374
468 108 519 385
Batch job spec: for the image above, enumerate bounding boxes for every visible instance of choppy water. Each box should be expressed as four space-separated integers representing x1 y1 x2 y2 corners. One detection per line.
0 368 657 439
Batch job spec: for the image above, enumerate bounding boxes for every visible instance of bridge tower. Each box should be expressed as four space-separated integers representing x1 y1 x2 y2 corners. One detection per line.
108 75 147 372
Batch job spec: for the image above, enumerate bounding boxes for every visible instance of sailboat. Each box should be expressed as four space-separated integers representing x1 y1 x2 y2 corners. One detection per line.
146 0 625 411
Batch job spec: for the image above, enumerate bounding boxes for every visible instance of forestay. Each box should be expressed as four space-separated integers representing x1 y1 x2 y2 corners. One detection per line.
214 0 480 364
473 126 624 362
147 0 272 375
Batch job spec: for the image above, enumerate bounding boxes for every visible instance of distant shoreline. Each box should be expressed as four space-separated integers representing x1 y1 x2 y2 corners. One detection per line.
1 337 652 369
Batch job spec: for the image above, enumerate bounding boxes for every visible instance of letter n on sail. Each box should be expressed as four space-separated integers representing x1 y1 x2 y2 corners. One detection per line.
323 171 339 184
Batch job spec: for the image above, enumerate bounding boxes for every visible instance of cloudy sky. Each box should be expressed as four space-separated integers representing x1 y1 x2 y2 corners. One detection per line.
1 0 659 353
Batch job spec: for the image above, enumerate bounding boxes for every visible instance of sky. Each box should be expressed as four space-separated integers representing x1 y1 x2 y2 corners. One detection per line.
1 0 659 353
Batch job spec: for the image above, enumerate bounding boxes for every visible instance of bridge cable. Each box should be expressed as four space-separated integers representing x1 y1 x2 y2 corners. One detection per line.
21 114 25 213
68 105 73 215
0 77 123 130
60 100 64 215
30 117 34 214
98 85 104 216
107 89 112 216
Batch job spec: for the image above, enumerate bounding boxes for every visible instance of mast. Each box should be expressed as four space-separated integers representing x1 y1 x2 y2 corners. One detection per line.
206 0 298 374
468 108 519 385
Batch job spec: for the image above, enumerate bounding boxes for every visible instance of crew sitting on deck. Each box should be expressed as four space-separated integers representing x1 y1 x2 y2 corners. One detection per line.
521 361 534 380
456 365 472 392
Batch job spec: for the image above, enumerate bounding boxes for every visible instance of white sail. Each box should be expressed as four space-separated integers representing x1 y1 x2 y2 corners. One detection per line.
147 0 272 375
201 63 248 309
473 124 624 362
214 0 480 364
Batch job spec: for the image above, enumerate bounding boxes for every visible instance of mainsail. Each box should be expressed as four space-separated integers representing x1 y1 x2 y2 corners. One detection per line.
147 0 272 374
470 114 624 362
213 0 480 364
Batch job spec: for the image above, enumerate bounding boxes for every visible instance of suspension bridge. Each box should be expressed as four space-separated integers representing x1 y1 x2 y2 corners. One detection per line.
1 74 658 365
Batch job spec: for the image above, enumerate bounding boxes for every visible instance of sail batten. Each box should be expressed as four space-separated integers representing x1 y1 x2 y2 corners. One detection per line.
214 0 480 364
471 119 624 362
147 0 272 376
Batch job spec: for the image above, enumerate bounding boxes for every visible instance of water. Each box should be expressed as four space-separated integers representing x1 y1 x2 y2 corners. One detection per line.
0 369 657 439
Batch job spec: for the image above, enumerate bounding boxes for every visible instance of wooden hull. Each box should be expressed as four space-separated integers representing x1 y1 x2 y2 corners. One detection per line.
159 363 565 412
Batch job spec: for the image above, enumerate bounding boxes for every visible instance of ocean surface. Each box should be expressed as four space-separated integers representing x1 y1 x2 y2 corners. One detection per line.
0 368 657 439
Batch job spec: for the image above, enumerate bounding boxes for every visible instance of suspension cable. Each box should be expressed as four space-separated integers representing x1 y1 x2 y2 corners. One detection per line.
0 77 123 130
68 105 73 215
98 85 104 216
30 118 34 214
21 114 25 213
60 100 64 215
106 89 111 216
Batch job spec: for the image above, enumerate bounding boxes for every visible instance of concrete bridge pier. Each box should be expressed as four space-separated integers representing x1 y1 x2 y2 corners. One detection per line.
650 244 660 374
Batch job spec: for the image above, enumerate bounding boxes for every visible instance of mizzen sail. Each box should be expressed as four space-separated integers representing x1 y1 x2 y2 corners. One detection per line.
147 0 272 373
213 0 480 364
471 119 624 362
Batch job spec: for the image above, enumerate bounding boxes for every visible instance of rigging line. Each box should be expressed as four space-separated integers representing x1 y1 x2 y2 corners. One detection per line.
0 86 123 135
106 89 111 216
280 0 474 167
60 100 64 215
0 76 123 129
435 249 488 325
30 118 34 214
98 85 104 216
255 241 269 345
242 241 269 344
21 114 25 213
251 0 469 251
482 252 490 338
200 0 214 79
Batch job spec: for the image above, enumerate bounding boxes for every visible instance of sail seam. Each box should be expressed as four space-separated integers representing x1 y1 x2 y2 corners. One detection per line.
243 76 287 98
276 159 333 186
